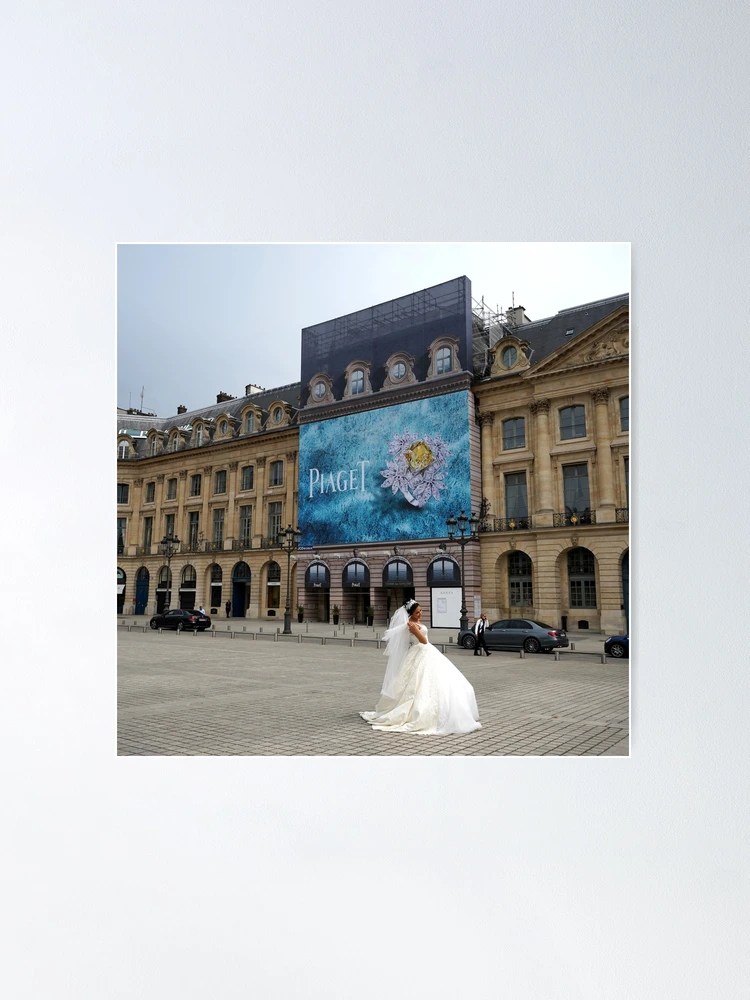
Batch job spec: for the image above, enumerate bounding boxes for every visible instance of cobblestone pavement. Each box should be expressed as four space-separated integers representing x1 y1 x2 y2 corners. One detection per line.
117 631 629 756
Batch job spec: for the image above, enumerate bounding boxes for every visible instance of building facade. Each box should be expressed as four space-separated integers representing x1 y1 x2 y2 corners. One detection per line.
117 280 629 633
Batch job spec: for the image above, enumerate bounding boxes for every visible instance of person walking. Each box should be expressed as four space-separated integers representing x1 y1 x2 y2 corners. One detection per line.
198 605 206 616
225 599 231 618
473 612 491 656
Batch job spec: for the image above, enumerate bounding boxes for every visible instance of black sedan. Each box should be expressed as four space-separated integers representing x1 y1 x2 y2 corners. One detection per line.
149 608 212 631
604 635 629 658
458 618 569 653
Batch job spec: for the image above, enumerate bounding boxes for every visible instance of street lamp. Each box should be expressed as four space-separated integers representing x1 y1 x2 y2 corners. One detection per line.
446 509 479 632
159 532 180 611
277 524 301 634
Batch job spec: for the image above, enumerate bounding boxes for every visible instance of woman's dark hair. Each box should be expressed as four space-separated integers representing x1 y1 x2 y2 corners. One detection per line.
405 600 420 616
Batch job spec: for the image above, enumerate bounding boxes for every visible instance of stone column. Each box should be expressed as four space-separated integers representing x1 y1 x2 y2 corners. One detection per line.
591 388 616 522
252 457 267 543
477 413 495 519
531 399 554 528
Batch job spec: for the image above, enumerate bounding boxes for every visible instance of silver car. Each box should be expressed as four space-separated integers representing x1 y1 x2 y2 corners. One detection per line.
458 618 569 653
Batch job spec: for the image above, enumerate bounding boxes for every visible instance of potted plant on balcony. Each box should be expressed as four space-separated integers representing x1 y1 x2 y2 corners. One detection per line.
332 604 340 625
366 605 374 627
296 605 304 624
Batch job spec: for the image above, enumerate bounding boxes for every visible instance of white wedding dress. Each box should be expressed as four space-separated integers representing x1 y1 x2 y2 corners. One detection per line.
360 615 481 736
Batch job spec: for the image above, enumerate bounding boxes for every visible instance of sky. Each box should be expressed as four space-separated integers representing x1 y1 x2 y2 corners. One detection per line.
117 242 630 417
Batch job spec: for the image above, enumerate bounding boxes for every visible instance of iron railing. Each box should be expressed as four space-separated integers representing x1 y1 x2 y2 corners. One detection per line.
181 540 203 553
232 538 253 550
136 543 152 555
553 511 596 527
616 508 629 522
480 516 532 532
260 536 282 548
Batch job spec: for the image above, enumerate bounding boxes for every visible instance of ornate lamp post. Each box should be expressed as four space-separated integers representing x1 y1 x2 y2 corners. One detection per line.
446 510 479 632
159 532 181 611
277 524 301 634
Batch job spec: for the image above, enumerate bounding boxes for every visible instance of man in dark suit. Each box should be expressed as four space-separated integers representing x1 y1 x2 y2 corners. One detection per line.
473 613 491 656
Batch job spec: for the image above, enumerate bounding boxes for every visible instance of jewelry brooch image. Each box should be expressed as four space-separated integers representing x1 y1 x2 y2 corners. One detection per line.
380 432 450 508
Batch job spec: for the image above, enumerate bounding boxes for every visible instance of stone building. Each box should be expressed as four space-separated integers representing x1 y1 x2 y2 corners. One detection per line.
117 281 628 633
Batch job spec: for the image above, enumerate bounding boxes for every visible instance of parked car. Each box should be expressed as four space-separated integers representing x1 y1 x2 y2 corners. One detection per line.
149 608 212 631
604 635 629 658
457 618 569 653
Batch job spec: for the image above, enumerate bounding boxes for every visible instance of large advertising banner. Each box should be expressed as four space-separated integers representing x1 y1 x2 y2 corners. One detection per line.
299 390 472 546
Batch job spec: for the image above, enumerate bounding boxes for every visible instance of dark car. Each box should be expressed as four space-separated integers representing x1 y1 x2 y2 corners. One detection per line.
604 635 629 658
149 608 212 631
458 618 569 654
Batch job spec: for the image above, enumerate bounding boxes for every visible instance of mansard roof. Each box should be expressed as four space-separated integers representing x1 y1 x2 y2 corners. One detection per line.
517 293 629 367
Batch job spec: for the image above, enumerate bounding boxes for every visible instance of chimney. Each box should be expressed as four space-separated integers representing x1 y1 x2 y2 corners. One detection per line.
177 405 187 414
245 384 264 395
507 305 531 326
216 391 236 404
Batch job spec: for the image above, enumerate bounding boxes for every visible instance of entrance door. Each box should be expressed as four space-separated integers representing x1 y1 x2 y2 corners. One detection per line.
622 551 629 632
135 569 149 615
353 592 369 624
232 580 250 616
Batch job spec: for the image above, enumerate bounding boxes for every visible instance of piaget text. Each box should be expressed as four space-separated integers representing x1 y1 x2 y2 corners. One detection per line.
308 460 370 498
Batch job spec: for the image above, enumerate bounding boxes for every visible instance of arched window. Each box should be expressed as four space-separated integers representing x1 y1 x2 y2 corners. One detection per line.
382 559 413 587
427 558 460 585
209 564 222 608
149 436 158 456
196 425 203 446
267 561 281 582
233 561 251 580
568 548 596 608
245 412 255 433
350 369 365 395
436 347 452 374
118 440 129 459
306 563 330 588
508 552 533 606
219 420 227 434
501 345 517 369
181 565 196 585
170 434 179 452
158 566 172 586
266 561 281 610
210 564 222 582
136 566 149 583
342 561 369 588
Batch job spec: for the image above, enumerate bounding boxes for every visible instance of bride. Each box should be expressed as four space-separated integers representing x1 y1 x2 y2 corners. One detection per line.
360 600 481 735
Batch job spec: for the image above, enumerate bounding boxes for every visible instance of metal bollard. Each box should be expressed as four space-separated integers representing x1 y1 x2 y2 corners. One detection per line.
342 624 346 634
259 627 263 633
227 625 231 631
276 627 280 634
322 637 326 645
354 631 358 638
519 649 525 658
306 622 309 633
274 631 278 642
570 641 576 650
377 640 381 649
449 636 453 643
297 634 302 643
158 628 162 634
600 653 606 663
243 626 247 632
350 638 355 647
333 630 337 637
554 650 560 661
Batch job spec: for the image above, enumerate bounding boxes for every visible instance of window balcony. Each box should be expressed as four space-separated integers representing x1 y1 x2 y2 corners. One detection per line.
207 539 224 551
480 516 532 532
136 543 152 556
117 540 125 555
181 540 204 553
260 535 282 548
616 507 629 522
553 510 596 527
232 538 253 550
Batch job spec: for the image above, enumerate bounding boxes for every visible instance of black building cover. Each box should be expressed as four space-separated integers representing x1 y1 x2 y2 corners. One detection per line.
300 277 473 406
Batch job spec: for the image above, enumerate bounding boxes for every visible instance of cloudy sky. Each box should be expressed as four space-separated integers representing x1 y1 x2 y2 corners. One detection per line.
117 242 629 417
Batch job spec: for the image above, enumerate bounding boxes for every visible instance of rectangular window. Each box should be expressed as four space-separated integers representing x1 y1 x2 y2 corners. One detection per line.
166 477 177 500
190 474 201 497
117 483 129 505
563 464 590 513
559 405 586 440
145 481 155 503
117 517 127 553
188 511 199 546
570 579 597 608
143 516 153 550
245 412 255 434
213 508 224 545
241 465 254 491
240 505 252 546
505 472 528 518
510 581 533 606
165 513 175 538
502 417 525 450
620 396 629 432
269 460 283 487
268 501 282 541
214 470 227 494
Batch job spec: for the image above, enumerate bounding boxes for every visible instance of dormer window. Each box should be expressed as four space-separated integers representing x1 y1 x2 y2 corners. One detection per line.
501 345 517 369
118 440 129 459
436 347 452 374
219 420 227 434
245 412 255 433
196 425 203 446
170 435 179 452
272 406 283 422
392 362 406 380
313 381 326 399
351 369 364 394
149 436 158 456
